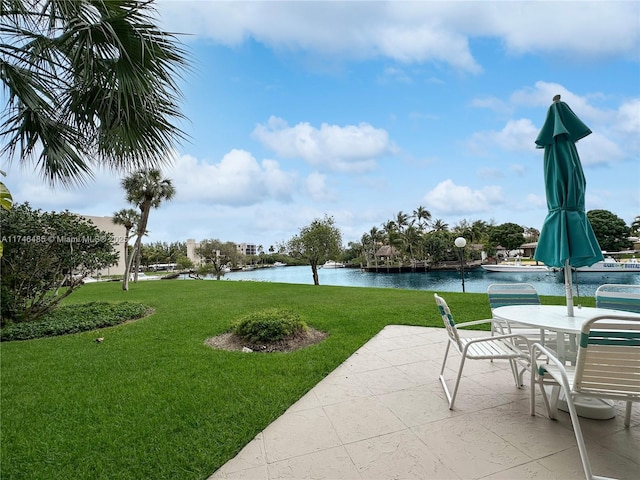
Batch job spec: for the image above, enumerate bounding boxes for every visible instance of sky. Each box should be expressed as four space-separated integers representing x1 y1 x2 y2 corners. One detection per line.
3 1 640 250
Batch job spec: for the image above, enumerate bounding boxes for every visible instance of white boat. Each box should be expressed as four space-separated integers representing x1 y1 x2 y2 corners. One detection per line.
322 260 345 269
575 257 640 273
481 264 550 273
272 261 287 267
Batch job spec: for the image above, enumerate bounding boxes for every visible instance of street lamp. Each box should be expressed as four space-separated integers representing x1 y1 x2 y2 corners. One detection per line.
454 236 467 293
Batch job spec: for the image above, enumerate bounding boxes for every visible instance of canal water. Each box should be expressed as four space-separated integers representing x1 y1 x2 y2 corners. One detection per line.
224 265 640 298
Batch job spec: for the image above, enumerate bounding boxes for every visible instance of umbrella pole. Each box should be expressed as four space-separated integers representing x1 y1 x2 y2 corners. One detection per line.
564 259 574 317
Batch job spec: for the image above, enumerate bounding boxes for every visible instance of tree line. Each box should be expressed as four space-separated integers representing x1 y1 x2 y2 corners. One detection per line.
342 208 636 268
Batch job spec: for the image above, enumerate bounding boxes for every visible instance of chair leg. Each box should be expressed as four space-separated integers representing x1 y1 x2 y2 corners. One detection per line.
438 342 454 407
536 375 553 420
438 342 467 410
517 361 529 388
508 358 520 388
530 363 536 416
563 392 595 480
439 341 451 377
447 356 468 410
624 402 632 428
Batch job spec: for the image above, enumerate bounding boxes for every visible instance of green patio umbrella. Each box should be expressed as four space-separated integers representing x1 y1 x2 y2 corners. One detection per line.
533 95 604 316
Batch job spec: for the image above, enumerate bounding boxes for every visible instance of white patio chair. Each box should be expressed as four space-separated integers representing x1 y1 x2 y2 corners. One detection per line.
595 284 640 313
488 283 557 377
530 315 640 480
487 282 546 341
434 293 531 409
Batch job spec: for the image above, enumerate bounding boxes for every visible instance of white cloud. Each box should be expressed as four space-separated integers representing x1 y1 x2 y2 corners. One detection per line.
511 82 607 122
305 172 336 202
252 116 393 172
468 81 637 170
576 133 625 167
468 118 539 155
167 150 296 206
4 164 124 216
473 3 639 61
424 179 504 214
616 99 640 135
158 1 639 72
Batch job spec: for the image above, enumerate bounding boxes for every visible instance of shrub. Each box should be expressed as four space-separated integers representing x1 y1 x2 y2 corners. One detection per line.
0 302 151 341
232 308 307 343
0 203 119 323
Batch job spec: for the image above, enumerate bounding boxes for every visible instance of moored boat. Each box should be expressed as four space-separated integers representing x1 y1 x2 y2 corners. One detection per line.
481 264 551 273
575 257 640 273
322 260 345 268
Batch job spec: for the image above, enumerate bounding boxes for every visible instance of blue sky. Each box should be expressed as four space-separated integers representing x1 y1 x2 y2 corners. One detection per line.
4 1 640 250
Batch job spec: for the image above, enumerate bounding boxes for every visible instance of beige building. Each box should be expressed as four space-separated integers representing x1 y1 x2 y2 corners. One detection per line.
78 214 127 277
186 238 204 265
236 242 257 256
187 239 257 266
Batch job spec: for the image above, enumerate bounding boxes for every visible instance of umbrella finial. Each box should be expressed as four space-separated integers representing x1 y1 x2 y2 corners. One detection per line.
553 94 561 102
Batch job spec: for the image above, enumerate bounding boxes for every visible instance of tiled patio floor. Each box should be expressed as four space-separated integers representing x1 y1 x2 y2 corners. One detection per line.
210 325 640 479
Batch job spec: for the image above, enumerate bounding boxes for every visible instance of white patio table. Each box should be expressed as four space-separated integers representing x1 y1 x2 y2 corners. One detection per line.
492 304 640 419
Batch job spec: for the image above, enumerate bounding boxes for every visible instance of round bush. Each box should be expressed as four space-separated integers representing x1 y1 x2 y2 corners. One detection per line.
232 308 307 343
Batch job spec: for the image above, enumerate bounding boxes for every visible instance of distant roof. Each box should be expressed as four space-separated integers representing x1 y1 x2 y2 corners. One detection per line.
375 245 400 257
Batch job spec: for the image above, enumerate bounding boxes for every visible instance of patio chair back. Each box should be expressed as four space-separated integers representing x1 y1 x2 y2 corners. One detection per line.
574 315 640 401
595 284 640 313
434 293 462 352
487 283 540 310
487 283 545 352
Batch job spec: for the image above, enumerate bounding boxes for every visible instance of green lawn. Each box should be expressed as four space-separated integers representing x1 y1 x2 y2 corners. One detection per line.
0 280 582 479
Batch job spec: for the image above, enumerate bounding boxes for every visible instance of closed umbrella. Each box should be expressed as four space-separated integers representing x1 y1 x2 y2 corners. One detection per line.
533 95 603 316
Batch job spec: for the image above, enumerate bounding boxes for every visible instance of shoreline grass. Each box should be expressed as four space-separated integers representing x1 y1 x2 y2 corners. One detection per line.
0 280 587 479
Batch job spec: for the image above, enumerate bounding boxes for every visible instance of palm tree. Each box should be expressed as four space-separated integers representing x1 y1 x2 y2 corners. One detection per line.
360 233 371 267
395 211 410 234
122 169 176 288
403 225 421 268
412 206 432 233
381 220 401 268
432 218 450 233
1 0 187 186
369 226 381 269
112 208 140 287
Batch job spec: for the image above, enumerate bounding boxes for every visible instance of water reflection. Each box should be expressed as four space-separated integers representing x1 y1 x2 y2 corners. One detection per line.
223 266 640 298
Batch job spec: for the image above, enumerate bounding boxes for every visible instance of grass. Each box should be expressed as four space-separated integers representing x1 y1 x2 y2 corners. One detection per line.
0 280 588 479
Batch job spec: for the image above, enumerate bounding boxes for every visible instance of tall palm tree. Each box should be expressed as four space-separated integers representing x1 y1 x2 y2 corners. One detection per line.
1 0 187 186
112 208 140 287
369 226 381 269
412 206 432 233
395 211 409 235
122 169 175 288
360 233 372 267
381 220 401 267
403 225 421 268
